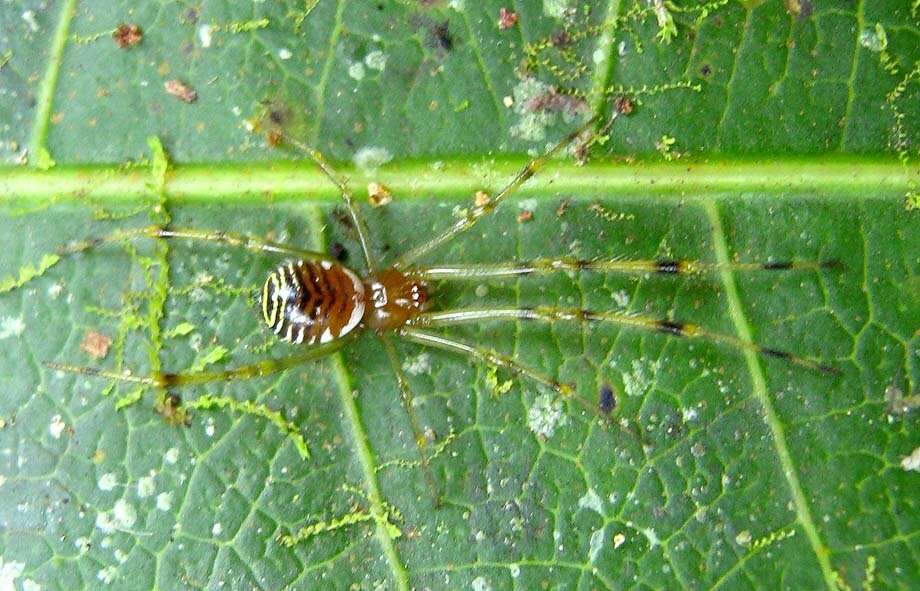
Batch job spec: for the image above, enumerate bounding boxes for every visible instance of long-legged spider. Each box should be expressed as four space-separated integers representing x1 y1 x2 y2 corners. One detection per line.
38 119 839 502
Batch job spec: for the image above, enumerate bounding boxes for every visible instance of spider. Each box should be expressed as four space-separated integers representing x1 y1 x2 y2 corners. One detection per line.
38 119 838 501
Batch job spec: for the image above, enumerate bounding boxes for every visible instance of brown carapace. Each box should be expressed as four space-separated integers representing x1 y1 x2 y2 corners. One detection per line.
260 261 428 344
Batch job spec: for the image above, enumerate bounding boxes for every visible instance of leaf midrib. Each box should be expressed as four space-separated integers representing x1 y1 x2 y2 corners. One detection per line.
0 159 911 205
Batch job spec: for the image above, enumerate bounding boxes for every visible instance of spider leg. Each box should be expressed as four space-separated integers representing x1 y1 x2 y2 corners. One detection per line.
60 225 330 262
393 117 598 267
408 257 842 280
1 225 335 295
408 308 839 375
277 133 379 272
378 334 441 505
44 337 349 387
398 328 599 416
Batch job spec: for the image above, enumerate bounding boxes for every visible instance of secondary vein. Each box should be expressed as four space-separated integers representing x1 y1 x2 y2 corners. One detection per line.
703 200 838 591
305 205 411 591
28 0 77 164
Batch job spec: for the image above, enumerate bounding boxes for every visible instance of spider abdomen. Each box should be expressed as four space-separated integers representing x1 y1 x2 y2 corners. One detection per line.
260 260 365 344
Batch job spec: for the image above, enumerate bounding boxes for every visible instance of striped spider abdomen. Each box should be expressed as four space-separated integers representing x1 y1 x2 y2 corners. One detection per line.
261 260 366 344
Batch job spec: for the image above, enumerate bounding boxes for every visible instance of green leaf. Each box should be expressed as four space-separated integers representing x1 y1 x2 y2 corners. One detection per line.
0 2 917 591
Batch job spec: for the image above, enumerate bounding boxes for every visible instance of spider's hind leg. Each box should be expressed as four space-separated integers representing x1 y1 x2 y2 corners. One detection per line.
44 338 351 459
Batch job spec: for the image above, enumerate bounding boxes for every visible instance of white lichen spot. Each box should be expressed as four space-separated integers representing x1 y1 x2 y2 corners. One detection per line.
353 146 393 172
642 527 660 548
509 564 520 578
508 77 554 143
164 447 179 464
471 576 492 591
113 499 137 529
517 198 538 211
543 0 572 19
98 473 118 491
47 283 63 299
49 415 65 439
578 489 604 515
691 442 705 458
592 47 605 65
475 284 489 298
212 522 223 536
97 566 117 585
95 511 117 534
619 359 660 397
0 557 25 591
613 532 626 549
113 549 128 564
682 406 699 422
612 290 630 308
205 417 215 438
156 491 173 512
23 578 41 591
859 24 887 53
137 475 155 498
901 446 920 472
75 537 91 554
588 528 605 563
0 475 5 488
0 316 25 339
348 61 366 81
21 11 39 32
198 24 213 48
402 353 431 376
527 394 568 439
278 48 292 60
448 0 465 11
735 530 752 546
364 50 388 71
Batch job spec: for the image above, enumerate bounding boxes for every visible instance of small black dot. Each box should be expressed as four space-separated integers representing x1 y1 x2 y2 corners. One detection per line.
599 384 616 414
329 242 348 262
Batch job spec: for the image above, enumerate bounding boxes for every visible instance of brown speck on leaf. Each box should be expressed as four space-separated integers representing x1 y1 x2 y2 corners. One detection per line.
157 393 189 427
182 7 200 24
551 29 571 47
523 88 588 116
613 95 634 116
517 210 533 223
367 182 393 207
498 7 518 30
555 199 570 217
474 190 491 207
429 20 453 52
113 23 143 49
81 330 112 359
164 79 198 103
266 129 283 147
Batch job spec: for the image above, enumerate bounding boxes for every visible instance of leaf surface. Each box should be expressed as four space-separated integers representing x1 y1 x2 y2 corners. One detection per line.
0 2 917 590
